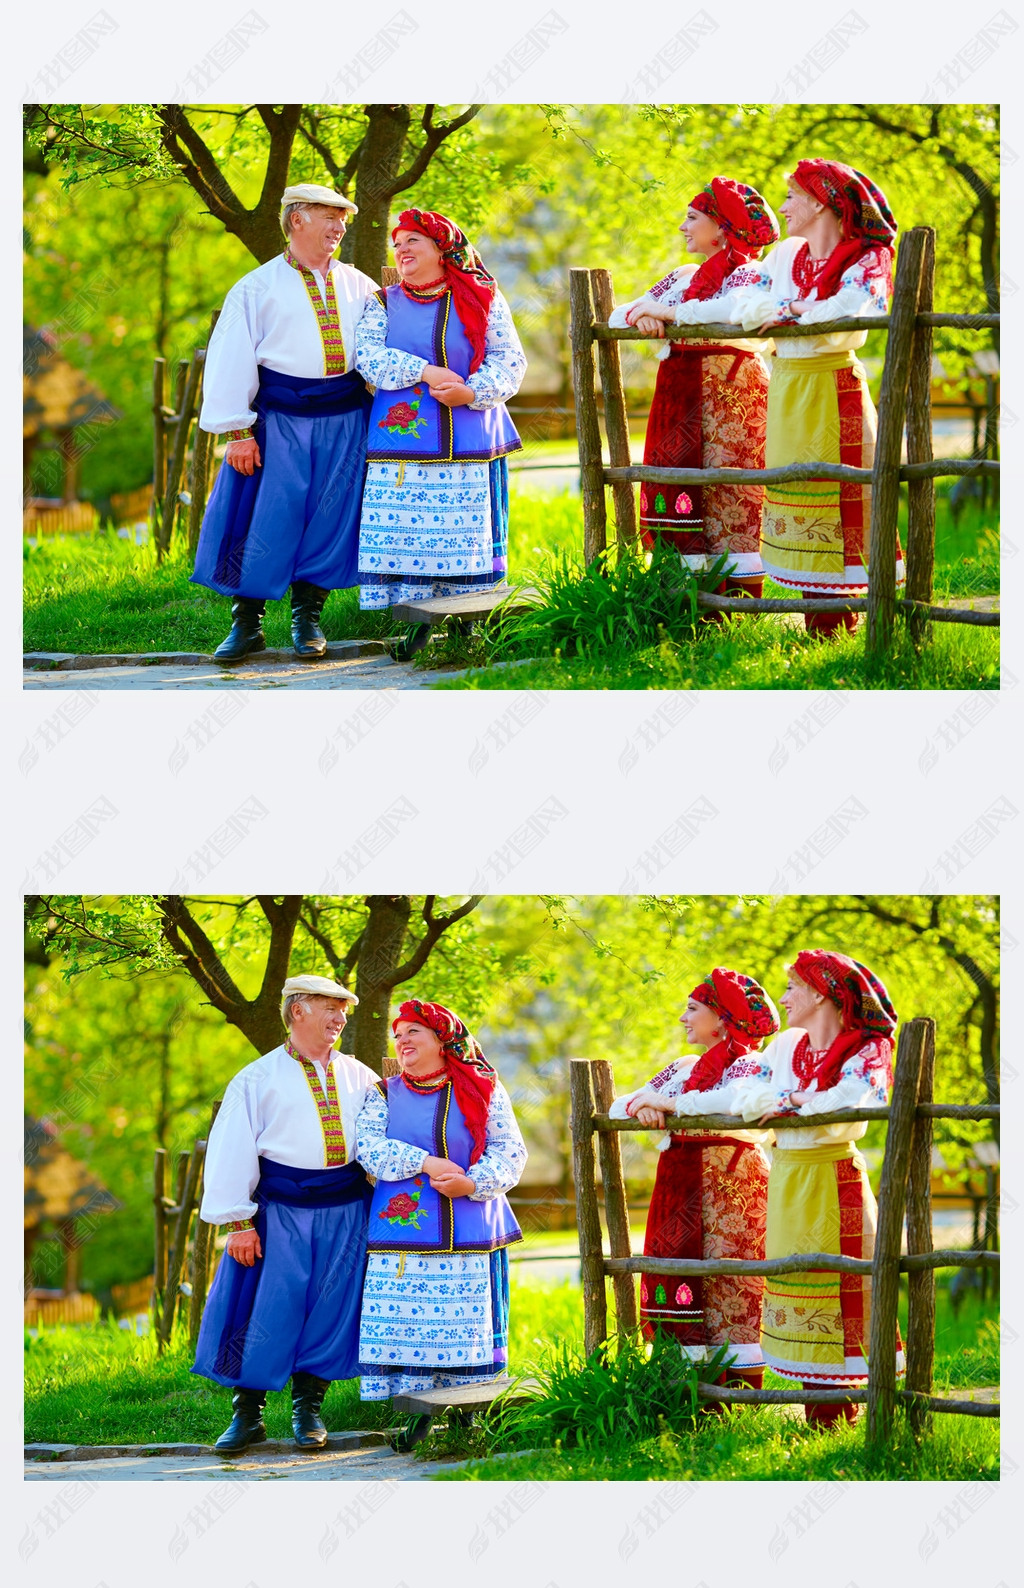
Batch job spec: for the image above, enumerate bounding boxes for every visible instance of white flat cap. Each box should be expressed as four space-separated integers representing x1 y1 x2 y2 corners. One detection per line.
280 183 358 219
280 973 358 1022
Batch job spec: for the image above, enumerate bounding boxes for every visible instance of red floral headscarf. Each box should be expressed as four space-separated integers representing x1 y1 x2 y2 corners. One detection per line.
392 999 495 1163
682 966 779 1093
790 949 897 1090
682 176 780 303
392 209 496 373
790 159 897 300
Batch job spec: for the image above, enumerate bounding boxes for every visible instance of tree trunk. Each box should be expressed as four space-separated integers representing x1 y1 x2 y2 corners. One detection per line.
342 105 412 281
348 895 413 1071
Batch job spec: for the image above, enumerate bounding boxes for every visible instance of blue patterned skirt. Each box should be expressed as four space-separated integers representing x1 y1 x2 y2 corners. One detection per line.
357 456 510 610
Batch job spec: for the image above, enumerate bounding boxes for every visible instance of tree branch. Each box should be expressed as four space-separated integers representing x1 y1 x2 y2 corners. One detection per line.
390 104 483 196
391 896 484 985
156 896 246 1013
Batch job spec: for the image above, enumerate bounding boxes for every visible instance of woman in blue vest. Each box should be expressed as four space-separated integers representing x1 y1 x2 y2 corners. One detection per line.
355 999 527 1411
354 209 527 657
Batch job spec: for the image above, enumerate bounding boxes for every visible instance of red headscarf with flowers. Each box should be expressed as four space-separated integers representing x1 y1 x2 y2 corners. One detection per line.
392 209 496 373
682 966 780 1092
790 159 897 301
790 949 897 1091
681 176 780 303
392 999 495 1164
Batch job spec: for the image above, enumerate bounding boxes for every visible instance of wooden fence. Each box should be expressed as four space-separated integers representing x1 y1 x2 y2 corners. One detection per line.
570 226 1001 655
570 1016 1000 1444
151 311 219 561
152 1101 219 1350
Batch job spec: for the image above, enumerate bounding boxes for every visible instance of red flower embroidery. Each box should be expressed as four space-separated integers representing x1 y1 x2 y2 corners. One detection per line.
675 492 693 516
382 1191 417 1218
378 1178 428 1229
385 401 417 426
675 1283 693 1307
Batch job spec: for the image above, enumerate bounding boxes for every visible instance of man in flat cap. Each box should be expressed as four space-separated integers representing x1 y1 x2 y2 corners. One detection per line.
192 974 378 1452
191 186 379 662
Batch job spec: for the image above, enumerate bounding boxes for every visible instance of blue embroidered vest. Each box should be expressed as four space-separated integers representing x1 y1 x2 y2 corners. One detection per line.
366 1076 522 1254
366 286 521 464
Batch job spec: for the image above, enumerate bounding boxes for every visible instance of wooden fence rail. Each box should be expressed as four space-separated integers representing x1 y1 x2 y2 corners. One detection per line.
570 1016 999 1446
570 227 1000 654
152 1100 220 1350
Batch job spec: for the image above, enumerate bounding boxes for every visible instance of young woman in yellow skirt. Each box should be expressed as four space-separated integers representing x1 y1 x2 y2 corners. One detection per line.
739 950 904 1428
735 161 903 637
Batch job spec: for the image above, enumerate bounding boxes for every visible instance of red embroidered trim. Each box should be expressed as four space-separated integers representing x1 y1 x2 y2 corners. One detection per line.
225 428 254 442
286 249 346 375
286 1035 346 1165
226 1218 255 1232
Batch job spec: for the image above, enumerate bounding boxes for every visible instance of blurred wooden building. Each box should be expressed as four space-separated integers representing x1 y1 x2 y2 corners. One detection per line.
24 1114 118 1325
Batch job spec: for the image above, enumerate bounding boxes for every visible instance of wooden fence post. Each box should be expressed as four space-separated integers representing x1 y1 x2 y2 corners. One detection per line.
569 1059 608 1356
867 227 926 656
589 270 638 550
151 358 167 543
569 269 608 565
152 1147 167 1329
159 1140 206 1348
905 229 936 647
905 1018 936 1436
590 1059 639 1334
188 1099 221 1345
159 352 204 559
867 1017 926 1444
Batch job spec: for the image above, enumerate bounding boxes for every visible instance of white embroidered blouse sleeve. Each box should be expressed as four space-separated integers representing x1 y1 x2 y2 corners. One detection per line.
671 262 774 325
669 1052 775 1115
797 1039 892 1115
198 1072 262 1226
469 1082 528 1199
733 246 789 332
354 1085 429 1180
465 292 527 409
799 250 890 325
198 282 262 435
353 294 428 390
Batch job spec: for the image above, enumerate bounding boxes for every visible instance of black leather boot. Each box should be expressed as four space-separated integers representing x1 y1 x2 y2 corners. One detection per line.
213 599 266 662
291 1371 331 1449
214 1388 268 1453
290 581 330 659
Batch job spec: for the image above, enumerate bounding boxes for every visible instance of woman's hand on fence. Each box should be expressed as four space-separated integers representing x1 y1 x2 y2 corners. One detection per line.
634 1104 668 1128
632 315 666 339
430 1171 477 1198
225 439 261 476
226 1229 262 1266
422 1154 465 1179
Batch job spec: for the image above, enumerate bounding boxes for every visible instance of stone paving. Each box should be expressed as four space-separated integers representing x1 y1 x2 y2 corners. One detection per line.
24 1433 461 1482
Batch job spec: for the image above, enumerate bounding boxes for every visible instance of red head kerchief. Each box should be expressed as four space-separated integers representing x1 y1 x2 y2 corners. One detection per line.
682 966 780 1092
683 176 780 303
392 998 496 1163
789 159 897 300
392 209 496 373
790 949 897 1090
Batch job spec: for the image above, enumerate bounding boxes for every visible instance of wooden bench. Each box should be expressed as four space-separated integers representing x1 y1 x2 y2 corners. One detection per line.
389 585 540 628
389 1375 542 1451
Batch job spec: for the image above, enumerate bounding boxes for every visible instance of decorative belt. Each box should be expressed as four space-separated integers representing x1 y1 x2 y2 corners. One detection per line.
256 366 370 417
255 1156 370 1209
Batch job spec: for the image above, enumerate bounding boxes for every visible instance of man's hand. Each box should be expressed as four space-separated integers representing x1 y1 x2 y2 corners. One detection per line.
225 438 261 476
421 1154 465 1179
430 1172 476 1198
226 1228 262 1266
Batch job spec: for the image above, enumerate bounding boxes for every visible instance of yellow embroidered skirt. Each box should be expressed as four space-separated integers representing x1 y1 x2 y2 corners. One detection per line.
761 1142 904 1385
761 351 904 595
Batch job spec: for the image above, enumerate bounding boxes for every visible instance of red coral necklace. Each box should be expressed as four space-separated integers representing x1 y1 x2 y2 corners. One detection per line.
792 245 830 298
401 274 448 303
401 1065 449 1093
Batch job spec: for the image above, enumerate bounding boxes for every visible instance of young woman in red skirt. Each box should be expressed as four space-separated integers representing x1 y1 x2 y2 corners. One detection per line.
609 178 779 599
609 968 780 1391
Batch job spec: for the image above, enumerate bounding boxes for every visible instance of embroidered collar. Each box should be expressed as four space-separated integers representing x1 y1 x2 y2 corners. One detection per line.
286 1035 346 1165
284 248 346 375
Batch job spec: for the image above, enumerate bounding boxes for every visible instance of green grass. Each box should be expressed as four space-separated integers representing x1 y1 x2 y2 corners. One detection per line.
24 486 996 691
24 1273 998 1480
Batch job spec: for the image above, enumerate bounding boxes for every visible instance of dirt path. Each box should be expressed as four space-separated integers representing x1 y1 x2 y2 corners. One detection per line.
25 1434 460 1482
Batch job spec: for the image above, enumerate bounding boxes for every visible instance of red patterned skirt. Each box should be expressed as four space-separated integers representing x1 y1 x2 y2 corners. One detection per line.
640 1133 769 1364
638 343 770 577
